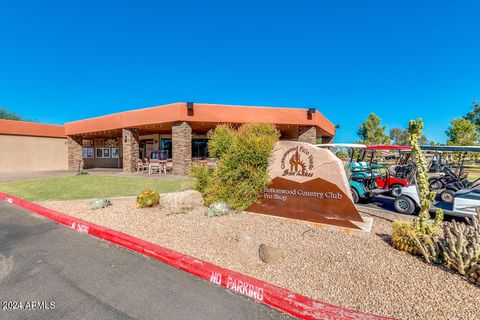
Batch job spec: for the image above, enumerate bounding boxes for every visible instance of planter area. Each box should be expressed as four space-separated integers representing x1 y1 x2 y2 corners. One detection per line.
41 194 479 320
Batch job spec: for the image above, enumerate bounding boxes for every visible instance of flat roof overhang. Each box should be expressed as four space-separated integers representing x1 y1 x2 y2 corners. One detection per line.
64 103 336 137
0 119 65 138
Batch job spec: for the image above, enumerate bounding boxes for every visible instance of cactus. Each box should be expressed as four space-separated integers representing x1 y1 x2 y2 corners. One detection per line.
391 119 443 255
408 119 443 235
391 221 421 255
441 216 480 276
413 234 443 264
467 264 480 286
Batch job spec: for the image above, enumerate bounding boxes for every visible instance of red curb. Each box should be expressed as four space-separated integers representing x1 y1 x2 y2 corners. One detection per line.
0 192 393 320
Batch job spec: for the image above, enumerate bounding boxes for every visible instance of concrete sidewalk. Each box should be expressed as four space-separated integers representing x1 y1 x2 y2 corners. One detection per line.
0 202 292 320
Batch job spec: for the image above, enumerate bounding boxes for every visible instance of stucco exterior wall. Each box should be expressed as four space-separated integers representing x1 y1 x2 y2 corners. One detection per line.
0 134 68 173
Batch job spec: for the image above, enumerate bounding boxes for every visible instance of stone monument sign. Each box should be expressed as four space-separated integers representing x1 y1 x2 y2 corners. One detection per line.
247 141 367 230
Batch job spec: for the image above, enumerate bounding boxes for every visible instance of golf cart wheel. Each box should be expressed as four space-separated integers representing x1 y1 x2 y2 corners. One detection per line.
440 190 455 203
351 187 360 204
429 178 443 190
394 196 416 215
390 184 403 197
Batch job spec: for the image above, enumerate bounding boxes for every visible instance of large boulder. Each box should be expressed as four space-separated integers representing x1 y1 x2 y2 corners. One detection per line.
160 190 204 210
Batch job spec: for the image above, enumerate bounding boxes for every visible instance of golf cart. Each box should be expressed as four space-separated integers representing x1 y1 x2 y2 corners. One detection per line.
360 145 414 197
315 143 373 203
316 144 412 203
421 145 480 203
394 182 480 219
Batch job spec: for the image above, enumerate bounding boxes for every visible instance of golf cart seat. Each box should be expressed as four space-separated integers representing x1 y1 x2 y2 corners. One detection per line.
349 161 375 181
350 161 371 172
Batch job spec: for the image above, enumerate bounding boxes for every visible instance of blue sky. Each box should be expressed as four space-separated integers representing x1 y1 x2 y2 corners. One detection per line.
1 1 479 143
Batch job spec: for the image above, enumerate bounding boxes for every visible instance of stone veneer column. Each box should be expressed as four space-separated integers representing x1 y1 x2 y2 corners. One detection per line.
67 136 83 170
298 126 318 144
172 122 192 175
122 128 139 173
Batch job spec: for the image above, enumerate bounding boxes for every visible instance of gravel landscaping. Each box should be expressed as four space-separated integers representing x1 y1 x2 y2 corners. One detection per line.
41 197 479 320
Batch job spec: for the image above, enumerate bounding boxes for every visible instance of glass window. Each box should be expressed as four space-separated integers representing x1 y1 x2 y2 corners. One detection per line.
111 148 119 158
192 139 208 158
96 148 103 158
82 139 93 147
161 139 172 159
103 148 110 158
105 139 118 148
95 139 105 148
83 148 94 159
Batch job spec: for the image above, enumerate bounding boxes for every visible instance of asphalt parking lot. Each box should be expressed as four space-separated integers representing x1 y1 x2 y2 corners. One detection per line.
0 202 292 320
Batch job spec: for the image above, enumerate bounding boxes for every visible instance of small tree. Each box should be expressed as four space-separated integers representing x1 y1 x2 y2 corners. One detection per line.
390 127 428 146
357 113 390 145
446 118 478 146
0 108 22 120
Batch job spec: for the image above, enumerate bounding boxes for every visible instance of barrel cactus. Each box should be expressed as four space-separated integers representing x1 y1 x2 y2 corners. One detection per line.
136 190 160 208
391 221 421 255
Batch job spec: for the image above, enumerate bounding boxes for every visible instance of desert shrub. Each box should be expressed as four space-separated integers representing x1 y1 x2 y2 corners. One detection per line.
136 189 160 208
207 124 236 159
190 163 214 194
201 123 279 210
391 119 443 254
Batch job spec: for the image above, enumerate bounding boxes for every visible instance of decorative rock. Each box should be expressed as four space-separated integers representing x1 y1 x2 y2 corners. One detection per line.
258 243 283 264
236 235 258 266
205 201 230 217
90 198 111 210
160 190 204 210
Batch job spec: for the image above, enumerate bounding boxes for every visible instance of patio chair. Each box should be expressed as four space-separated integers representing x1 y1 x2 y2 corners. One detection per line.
164 160 173 174
148 159 161 175
136 159 146 173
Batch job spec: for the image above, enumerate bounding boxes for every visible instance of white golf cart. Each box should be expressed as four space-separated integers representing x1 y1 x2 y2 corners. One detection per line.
394 184 480 219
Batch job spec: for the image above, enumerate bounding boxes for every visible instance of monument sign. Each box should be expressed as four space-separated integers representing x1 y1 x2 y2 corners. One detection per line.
247 141 368 231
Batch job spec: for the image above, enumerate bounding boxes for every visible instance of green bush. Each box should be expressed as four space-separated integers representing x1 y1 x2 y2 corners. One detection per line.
190 163 214 194
200 123 279 210
136 189 160 208
207 124 235 159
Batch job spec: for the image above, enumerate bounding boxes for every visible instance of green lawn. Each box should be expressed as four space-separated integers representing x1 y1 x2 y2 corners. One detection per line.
0 175 192 201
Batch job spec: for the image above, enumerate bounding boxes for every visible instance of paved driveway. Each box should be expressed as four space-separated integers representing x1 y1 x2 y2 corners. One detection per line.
0 202 292 320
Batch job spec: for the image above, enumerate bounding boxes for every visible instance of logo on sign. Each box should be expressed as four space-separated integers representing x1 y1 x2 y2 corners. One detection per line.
280 146 314 177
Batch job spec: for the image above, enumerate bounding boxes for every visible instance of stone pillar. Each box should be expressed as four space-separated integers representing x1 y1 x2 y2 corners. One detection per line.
67 136 83 170
172 121 192 175
298 126 317 144
122 128 139 173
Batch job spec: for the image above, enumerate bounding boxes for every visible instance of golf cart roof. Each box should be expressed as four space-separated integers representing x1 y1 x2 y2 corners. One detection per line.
420 145 480 152
315 143 367 149
366 145 412 151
